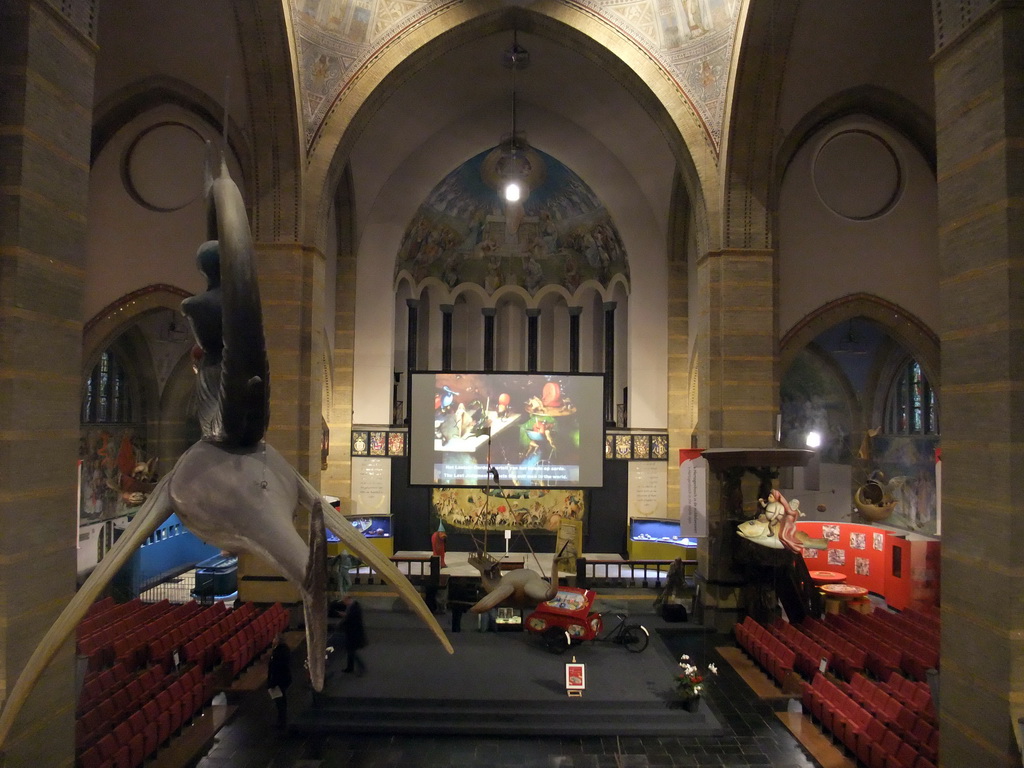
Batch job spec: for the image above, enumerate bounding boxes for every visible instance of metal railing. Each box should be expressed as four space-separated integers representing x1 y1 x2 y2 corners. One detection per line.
138 557 698 597
138 569 197 604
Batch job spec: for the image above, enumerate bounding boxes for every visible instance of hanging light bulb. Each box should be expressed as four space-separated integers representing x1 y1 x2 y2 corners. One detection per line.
504 180 522 202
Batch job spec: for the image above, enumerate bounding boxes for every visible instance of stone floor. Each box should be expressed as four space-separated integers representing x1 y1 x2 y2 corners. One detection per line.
191 613 824 768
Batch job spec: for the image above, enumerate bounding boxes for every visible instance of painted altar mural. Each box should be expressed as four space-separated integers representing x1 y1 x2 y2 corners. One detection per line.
290 0 740 149
79 428 158 525
394 146 628 295
431 486 585 531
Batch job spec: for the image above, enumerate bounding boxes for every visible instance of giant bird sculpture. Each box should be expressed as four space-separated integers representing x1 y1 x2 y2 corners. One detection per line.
467 549 561 613
0 156 452 750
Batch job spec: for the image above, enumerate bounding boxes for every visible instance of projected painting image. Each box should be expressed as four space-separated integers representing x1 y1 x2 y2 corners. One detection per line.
412 372 604 488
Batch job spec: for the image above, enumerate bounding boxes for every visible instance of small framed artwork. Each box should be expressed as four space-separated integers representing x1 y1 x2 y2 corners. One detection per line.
565 658 586 697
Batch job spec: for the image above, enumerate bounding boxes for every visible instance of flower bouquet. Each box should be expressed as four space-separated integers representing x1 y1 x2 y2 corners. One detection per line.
674 654 717 711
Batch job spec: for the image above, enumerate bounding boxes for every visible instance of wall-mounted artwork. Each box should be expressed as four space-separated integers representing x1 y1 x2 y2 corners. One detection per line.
395 147 629 297
431 487 584 531
865 435 939 536
79 427 157 525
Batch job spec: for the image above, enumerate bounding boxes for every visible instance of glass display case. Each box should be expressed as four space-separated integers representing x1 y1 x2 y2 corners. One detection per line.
630 518 696 548
327 515 394 557
628 517 697 560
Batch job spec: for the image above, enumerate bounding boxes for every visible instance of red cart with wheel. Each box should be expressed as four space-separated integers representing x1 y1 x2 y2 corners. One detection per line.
525 586 602 653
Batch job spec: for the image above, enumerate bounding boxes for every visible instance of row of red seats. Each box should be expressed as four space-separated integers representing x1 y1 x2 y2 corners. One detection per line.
902 606 940 634
78 598 146 640
767 619 833 679
734 616 796 685
857 610 938 680
79 601 205 671
878 670 935 719
831 610 937 684
837 673 937 759
801 672 936 768
81 596 116 623
219 603 289 677
77 661 209 753
872 609 940 648
797 617 867 680
79 599 171 649
78 664 165 726
79 661 144 714
148 603 231 671
181 602 259 670
824 612 903 681
78 664 210 768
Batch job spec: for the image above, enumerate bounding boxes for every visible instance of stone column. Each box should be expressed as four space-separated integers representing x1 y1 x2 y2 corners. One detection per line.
603 301 616 426
482 307 496 372
525 308 541 372
0 2 95 764
237 243 325 604
440 304 454 372
693 248 777 630
568 306 582 373
666 259 689 519
933 6 1024 765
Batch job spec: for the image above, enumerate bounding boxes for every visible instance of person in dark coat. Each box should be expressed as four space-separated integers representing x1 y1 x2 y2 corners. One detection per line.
338 595 367 675
266 633 292 728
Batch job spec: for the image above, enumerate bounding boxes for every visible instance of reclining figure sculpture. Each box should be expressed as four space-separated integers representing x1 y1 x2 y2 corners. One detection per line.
0 156 452 750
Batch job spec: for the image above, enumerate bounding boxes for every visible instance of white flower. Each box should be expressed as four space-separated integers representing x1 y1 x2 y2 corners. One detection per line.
708 663 718 675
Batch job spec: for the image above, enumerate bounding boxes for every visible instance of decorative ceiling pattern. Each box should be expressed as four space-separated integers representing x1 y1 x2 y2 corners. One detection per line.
290 0 739 151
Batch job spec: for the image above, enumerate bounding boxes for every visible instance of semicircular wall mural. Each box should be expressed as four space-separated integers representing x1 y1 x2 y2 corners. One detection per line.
395 146 629 296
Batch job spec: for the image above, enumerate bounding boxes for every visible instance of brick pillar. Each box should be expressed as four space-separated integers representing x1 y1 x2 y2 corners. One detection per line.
236 243 326 604
693 248 777 630
666 258 689 521
933 7 1024 766
0 2 94 765
322 249 355 511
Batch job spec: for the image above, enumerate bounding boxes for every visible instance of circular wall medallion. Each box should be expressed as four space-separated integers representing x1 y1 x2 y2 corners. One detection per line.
812 129 901 220
124 122 206 212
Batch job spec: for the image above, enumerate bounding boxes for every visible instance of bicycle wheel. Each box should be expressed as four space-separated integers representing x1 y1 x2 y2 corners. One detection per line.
621 624 650 653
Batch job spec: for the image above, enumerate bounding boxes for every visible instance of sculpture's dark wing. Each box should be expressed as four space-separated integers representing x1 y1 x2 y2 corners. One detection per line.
209 158 270 447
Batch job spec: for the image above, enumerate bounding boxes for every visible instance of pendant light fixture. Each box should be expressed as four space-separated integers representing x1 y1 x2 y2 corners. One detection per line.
499 31 531 204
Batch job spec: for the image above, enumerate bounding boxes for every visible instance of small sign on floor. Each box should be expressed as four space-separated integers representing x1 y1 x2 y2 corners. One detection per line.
566 656 585 697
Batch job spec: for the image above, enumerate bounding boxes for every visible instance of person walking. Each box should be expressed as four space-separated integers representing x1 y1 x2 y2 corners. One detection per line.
266 633 292 729
338 595 367 675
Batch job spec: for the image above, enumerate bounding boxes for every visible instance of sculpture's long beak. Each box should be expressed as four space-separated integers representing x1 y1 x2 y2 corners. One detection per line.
310 484 453 656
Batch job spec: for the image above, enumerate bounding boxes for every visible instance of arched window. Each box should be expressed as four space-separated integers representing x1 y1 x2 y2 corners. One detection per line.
82 350 135 423
884 360 938 435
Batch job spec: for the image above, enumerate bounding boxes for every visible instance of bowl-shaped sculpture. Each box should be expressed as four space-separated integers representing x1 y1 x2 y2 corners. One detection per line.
854 483 896 522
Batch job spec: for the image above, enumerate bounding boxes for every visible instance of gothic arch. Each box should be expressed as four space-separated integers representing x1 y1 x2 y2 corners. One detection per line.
779 293 940 389
83 285 192 373
719 1 799 250
302 6 716 256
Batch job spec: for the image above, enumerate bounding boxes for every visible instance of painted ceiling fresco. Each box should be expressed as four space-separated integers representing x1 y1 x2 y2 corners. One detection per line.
394 145 628 295
290 0 740 150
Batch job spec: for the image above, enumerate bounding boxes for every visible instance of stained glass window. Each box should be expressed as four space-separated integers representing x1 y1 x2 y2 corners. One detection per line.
885 360 938 435
82 350 134 423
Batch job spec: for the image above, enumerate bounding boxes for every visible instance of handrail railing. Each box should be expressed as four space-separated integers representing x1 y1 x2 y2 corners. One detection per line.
346 556 697 590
